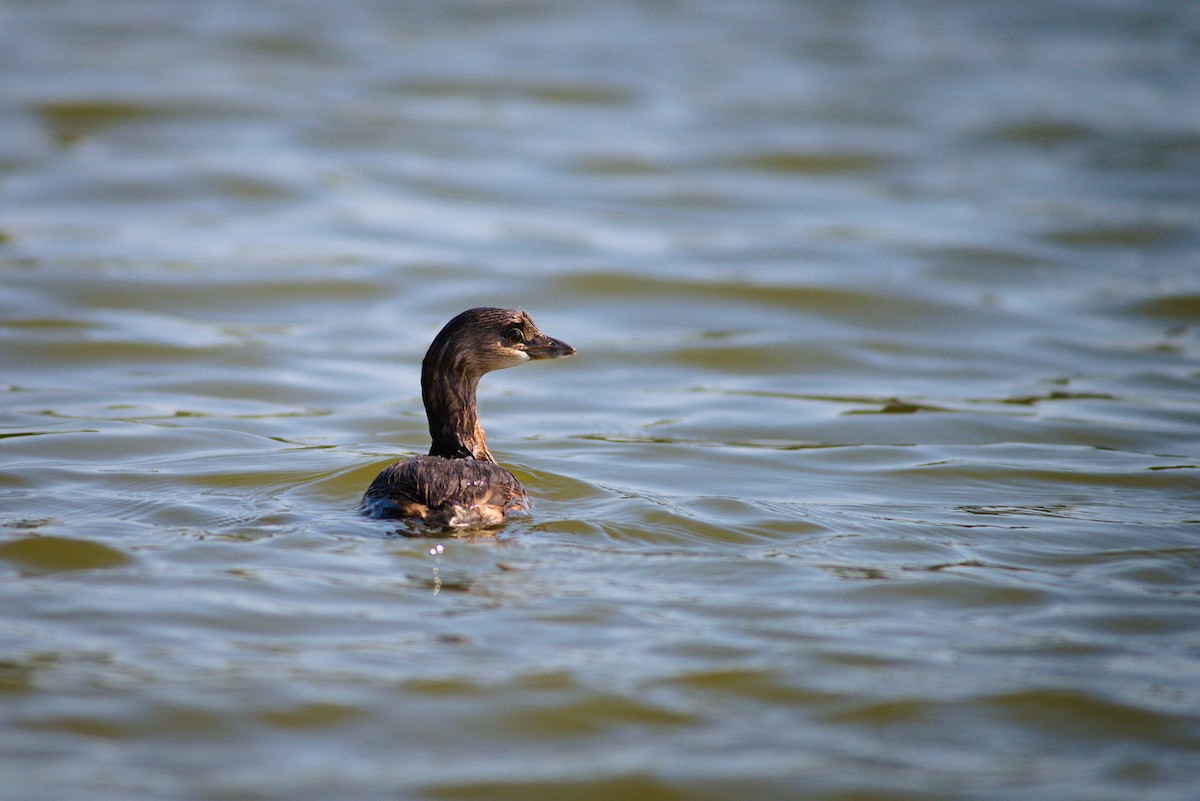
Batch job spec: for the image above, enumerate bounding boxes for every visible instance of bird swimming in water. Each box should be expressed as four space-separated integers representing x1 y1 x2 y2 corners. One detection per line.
361 307 575 528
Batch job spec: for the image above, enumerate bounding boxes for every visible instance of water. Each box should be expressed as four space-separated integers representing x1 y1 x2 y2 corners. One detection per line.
3 1 1200 798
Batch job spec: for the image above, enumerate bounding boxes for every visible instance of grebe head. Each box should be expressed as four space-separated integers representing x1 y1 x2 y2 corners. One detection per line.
428 307 575 376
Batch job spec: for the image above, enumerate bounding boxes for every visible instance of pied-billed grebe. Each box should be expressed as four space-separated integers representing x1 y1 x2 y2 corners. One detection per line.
361 307 575 528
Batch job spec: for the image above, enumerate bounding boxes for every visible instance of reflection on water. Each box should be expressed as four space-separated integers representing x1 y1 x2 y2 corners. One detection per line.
2 0 1200 799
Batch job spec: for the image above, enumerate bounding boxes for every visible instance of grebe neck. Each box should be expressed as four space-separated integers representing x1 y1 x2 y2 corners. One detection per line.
422 357 493 461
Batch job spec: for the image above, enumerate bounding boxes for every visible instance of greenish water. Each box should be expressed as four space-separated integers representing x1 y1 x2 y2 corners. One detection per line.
3 1 1200 799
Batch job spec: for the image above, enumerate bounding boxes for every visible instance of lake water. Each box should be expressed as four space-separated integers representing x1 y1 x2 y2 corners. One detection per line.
2 1 1200 799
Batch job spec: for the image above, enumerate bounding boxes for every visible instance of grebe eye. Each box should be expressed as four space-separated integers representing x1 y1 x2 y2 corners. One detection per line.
505 328 524 344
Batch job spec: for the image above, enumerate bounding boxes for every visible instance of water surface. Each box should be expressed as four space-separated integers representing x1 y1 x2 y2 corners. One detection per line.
2 1 1200 799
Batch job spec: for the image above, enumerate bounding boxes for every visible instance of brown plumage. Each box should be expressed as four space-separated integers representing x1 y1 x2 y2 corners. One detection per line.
361 308 575 528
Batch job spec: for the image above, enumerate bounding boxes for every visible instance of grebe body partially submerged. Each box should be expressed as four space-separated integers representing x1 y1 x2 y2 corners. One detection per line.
361 308 574 528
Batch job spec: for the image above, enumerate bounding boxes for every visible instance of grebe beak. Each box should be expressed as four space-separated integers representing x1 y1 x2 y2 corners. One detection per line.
525 334 576 360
